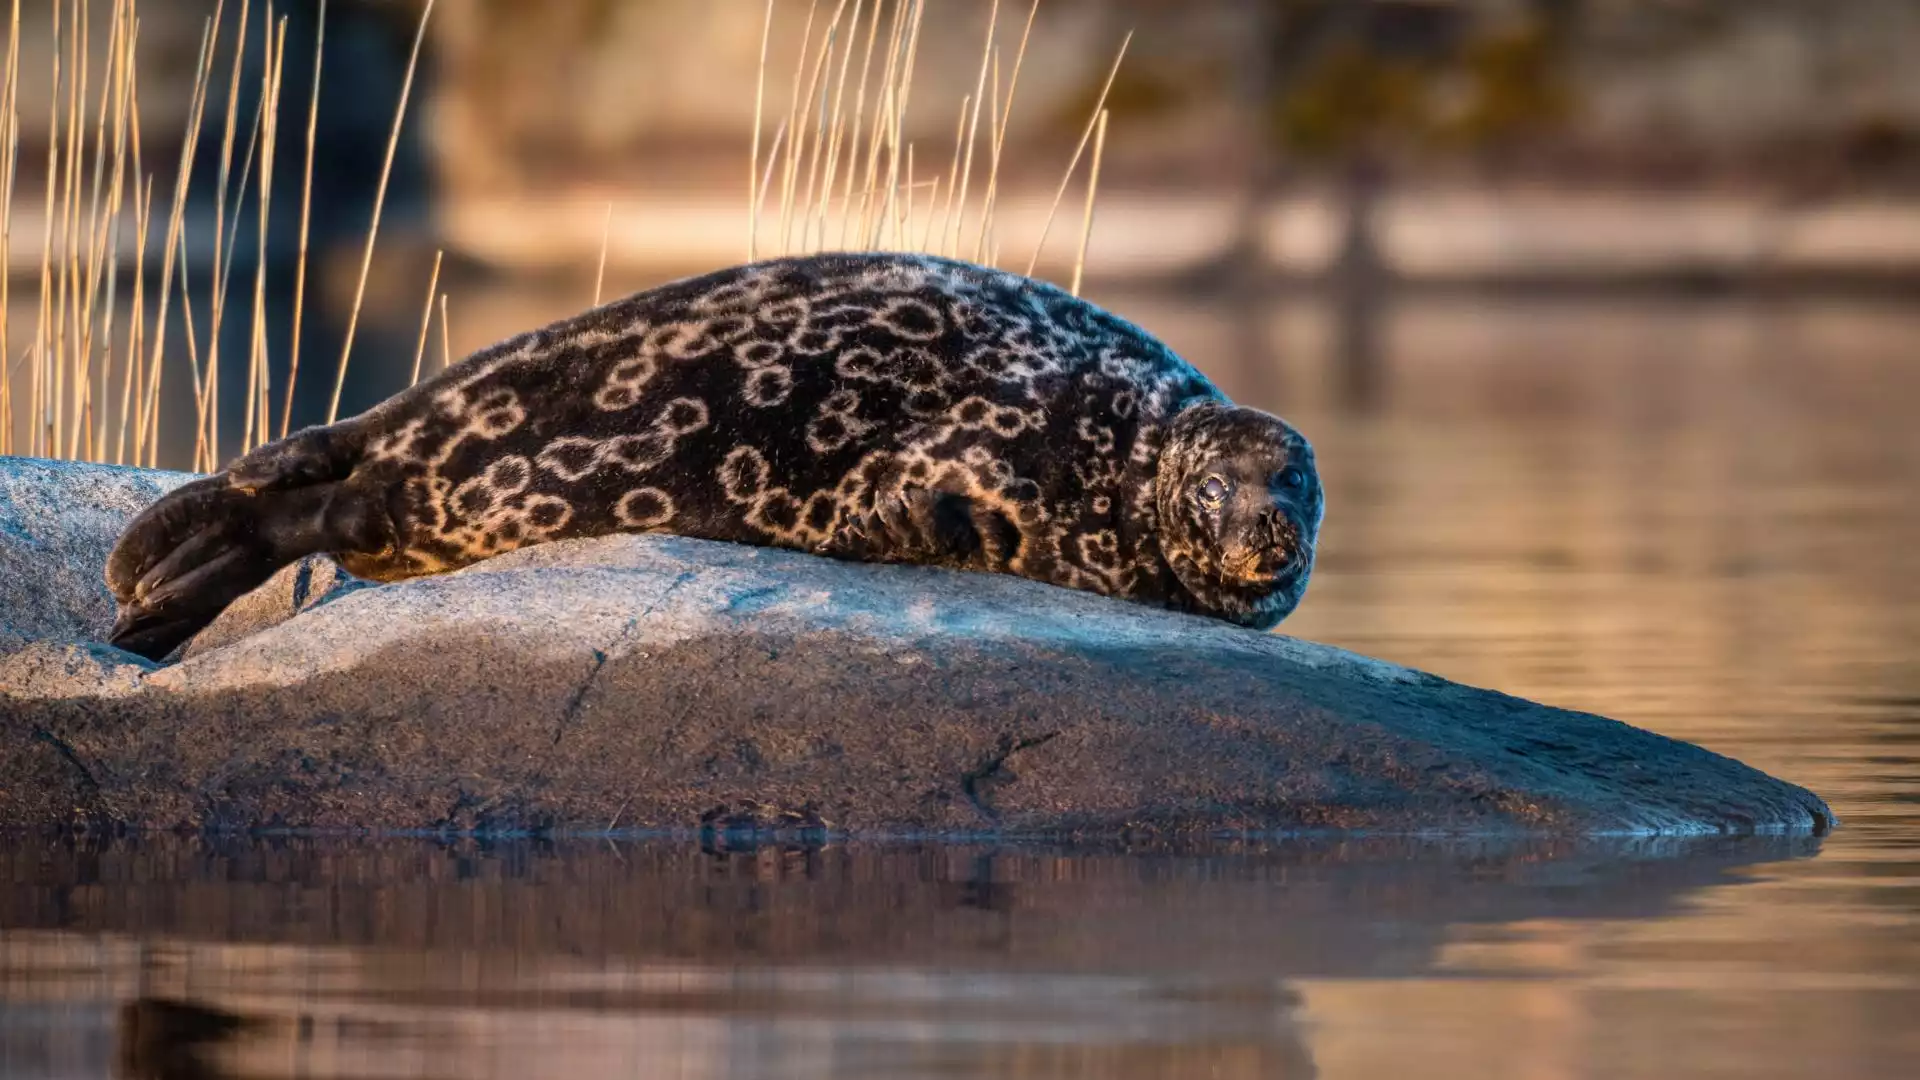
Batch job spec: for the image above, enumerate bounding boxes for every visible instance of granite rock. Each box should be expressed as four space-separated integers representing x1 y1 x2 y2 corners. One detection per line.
0 456 1836 837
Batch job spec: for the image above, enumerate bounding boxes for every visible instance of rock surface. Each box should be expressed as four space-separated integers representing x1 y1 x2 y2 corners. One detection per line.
0 456 1835 837
0 458 195 646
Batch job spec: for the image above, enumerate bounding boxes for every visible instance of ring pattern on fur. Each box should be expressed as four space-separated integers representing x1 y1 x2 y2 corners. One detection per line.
323 252 1322 629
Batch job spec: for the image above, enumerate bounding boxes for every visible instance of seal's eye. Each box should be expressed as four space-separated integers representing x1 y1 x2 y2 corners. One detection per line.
1197 475 1229 508
1276 466 1307 492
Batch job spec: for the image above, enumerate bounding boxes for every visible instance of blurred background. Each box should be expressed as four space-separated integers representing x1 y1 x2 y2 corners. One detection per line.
1 3 1918 1078
3 0 1920 420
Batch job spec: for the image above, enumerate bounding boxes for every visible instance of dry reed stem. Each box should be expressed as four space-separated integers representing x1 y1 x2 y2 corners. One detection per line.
326 0 434 426
70 0 91 436
70 0 122 458
43 0 71 455
790 0 846 253
148 7 224 463
747 0 772 260
27 0 57 456
810 0 862 252
140 11 221 469
833 0 885 249
436 292 450 373
851 0 908 247
408 248 441 387
115 178 151 465
93 3 137 438
852 15 904 248
172 236 201 446
890 0 929 245
5 341 27 443
947 0 996 257
118 24 147 463
794 0 846 252
874 0 926 249
244 13 287 454
0 0 21 455
981 46 1000 258
593 202 611 306
1023 30 1129 277
82 3 122 458
974 20 1025 262
203 0 252 471
208 81 267 465
937 93 966 255
240 8 271 451
973 0 1036 261
53 0 87 457
752 119 789 241
854 85 892 246
895 1 931 245
105 4 142 458
1070 108 1107 297
919 176 941 250
32 0 64 458
774 0 817 259
280 0 323 439
793 0 850 255
83 0 137 459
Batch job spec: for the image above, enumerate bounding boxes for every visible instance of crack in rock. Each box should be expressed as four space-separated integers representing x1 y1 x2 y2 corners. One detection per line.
31 726 101 794
554 570 697 743
960 730 1061 825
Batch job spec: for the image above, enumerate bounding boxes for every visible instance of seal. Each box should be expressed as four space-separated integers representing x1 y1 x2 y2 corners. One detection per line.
105 252 1324 659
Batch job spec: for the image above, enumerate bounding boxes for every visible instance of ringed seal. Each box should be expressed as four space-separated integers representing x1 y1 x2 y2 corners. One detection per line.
106 252 1324 659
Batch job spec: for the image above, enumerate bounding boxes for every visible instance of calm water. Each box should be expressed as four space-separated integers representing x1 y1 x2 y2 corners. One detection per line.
3 294 1917 1078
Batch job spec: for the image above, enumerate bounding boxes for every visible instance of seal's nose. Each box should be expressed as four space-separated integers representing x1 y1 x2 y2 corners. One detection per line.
1260 509 1299 549
1245 512 1294 574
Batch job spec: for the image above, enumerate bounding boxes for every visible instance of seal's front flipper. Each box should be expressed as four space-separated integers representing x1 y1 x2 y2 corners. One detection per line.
106 475 394 661
864 486 1019 570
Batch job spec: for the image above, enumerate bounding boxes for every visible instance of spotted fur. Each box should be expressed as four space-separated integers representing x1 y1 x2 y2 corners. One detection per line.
107 253 1323 658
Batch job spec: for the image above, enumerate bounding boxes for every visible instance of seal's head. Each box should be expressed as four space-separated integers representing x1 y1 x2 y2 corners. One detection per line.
1155 401 1323 629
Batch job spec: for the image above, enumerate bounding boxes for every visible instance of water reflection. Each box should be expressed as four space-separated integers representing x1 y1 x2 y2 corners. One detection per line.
0 834 1818 1080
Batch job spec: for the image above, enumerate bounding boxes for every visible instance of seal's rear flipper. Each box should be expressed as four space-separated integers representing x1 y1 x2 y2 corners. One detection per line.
227 421 366 493
106 472 394 661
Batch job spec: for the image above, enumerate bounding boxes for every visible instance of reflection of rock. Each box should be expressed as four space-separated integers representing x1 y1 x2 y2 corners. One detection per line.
116 997 252 1080
0 835 1821 979
0 834 1820 1080
1 457 1834 836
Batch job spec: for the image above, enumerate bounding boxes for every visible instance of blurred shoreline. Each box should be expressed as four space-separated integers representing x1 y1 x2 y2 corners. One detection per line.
442 185 1920 296
8 184 1920 299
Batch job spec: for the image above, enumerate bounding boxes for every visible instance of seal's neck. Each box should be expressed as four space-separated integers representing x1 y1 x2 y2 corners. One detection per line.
1152 402 1233 617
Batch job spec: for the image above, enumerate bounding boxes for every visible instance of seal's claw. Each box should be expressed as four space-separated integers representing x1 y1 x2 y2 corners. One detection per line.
106 476 237 605
110 556 269 661
109 555 256 662
130 522 225 603
107 608 203 664
106 483 286 660
113 542 283 660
